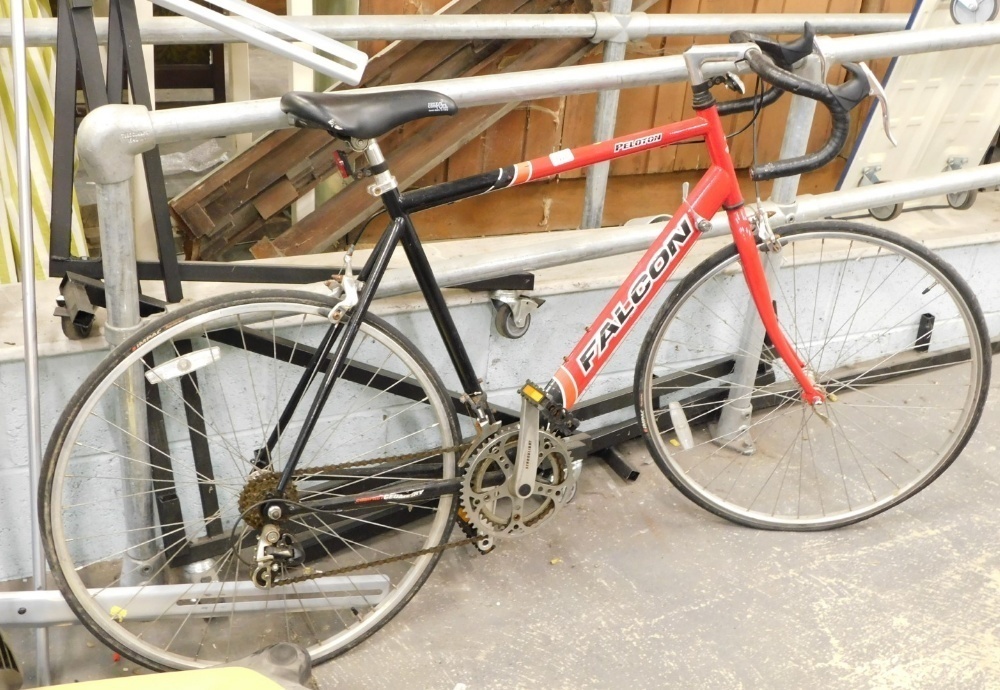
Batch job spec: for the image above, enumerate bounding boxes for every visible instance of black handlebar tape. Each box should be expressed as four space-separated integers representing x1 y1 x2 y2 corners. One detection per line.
730 23 816 70
716 83 784 117
741 49 851 181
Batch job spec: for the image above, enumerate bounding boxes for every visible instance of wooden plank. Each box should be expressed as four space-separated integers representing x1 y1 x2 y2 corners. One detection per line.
169 0 551 259
440 40 530 179
169 0 490 227
647 0 698 174
358 1 486 87
172 0 491 224
609 39 660 176
253 179 299 219
483 107 529 170
169 129 297 215
554 53 600 180
252 32 599 257
359 0 449 57
443 108 490 180
441 0 582 180
522 97 565 160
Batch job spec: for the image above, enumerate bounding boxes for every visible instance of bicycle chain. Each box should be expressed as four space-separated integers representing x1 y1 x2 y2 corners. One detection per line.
273 534 483 586
238 442 489 587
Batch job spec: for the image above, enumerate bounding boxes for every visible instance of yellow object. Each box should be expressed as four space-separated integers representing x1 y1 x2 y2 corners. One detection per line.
47 667 285 690
109 606 127 622
0 0 88 283
520 383 545 404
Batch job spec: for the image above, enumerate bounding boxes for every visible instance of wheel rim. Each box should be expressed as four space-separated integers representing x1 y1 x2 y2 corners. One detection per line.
47 297 456 668
640 228 986 529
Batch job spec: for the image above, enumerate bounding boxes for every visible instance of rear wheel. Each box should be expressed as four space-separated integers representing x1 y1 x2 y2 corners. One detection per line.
635 221 990 530
41 290 460 669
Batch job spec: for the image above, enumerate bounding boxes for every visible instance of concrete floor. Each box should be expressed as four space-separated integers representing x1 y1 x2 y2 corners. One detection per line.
12 359 998 689
309 361 1000 689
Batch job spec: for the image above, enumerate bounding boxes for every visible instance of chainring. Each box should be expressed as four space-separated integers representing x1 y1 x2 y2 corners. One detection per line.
460 423 575 541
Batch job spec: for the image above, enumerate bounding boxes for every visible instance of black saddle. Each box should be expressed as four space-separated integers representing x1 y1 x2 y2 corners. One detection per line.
280 89 458 140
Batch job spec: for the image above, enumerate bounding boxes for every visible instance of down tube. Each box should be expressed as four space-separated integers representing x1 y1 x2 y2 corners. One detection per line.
548 166 732 410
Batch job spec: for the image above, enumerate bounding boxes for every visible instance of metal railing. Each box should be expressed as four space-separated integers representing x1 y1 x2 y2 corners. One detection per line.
0 12 908 47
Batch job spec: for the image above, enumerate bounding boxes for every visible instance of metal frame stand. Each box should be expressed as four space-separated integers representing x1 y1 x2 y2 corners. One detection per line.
50 0 183 303
36 10 909 307
581 0 633 230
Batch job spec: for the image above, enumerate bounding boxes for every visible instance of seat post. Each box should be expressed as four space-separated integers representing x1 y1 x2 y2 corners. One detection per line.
363 140 398 198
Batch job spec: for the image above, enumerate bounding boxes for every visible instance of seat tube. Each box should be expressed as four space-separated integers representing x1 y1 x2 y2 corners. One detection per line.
382 191 484 399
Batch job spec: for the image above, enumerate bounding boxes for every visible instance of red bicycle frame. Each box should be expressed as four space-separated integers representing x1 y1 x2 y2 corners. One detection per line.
490 104 825 410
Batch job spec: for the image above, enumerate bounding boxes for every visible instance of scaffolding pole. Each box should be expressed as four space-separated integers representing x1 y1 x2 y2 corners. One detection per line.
1 12 908 47
9 0 52 681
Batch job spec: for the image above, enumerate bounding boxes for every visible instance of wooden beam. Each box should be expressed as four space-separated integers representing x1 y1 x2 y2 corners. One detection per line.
251 31 597 258
170 0 558 260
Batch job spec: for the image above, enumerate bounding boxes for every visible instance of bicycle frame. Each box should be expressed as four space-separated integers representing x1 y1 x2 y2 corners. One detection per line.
272 100 825 489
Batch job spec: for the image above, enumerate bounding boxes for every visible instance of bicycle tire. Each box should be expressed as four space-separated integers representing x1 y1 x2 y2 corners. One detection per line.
635 221 990 531
40 290 460 670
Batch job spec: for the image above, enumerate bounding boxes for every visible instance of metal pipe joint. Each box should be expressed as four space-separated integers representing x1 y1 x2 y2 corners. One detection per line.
76 104 155 184
590 12 649 44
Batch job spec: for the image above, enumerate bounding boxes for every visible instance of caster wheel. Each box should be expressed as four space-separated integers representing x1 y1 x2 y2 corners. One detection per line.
494 303 530 339
61 316 93 340
867 181 902 221
869 201 902 222
946 188 978 210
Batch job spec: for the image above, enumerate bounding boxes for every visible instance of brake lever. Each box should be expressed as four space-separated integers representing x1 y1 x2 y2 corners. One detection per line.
724 72 746 95
856 61 898 147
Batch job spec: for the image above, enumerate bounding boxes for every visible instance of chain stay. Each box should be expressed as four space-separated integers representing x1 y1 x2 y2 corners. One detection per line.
247 441 486 586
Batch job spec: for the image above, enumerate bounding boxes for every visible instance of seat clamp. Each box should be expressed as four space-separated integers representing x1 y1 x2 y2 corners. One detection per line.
367 170 398 197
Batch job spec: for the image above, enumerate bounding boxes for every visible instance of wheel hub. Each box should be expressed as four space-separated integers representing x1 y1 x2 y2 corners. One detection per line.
238 471 299 531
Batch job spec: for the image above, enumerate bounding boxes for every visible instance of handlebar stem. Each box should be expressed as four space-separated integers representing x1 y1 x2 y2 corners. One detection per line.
683 42 756 85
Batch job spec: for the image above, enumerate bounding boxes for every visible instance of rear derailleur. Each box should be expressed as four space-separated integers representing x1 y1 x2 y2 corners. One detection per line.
252 522 305 589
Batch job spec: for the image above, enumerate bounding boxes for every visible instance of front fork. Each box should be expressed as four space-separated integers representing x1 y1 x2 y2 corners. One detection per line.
715 209 826 450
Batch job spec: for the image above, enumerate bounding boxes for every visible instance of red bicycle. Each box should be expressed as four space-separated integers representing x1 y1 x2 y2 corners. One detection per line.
41 26 990 670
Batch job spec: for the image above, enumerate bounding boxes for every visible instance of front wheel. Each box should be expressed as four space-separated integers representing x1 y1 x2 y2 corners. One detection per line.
635 221 990 531
40 290 460 670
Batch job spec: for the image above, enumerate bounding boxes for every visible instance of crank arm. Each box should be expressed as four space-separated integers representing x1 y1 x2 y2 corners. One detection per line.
512 391 542 499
